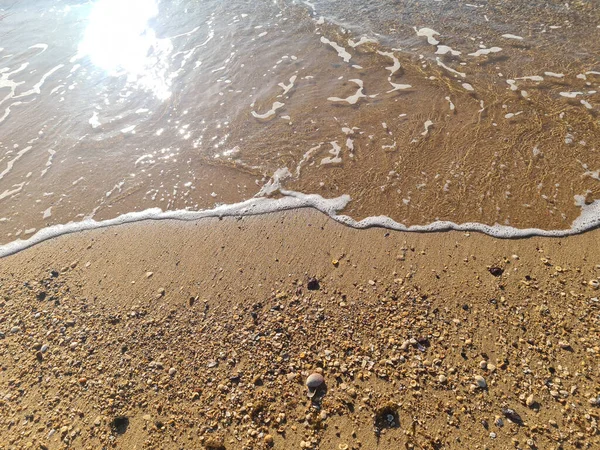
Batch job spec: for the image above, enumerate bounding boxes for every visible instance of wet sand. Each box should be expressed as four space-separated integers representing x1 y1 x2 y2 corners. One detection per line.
1 212 600 449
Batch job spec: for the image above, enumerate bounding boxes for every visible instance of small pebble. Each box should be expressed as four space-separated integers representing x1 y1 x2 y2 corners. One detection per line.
168 367 177 376
475 375 487 388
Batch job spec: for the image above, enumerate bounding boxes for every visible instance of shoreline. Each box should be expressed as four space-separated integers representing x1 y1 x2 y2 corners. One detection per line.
3 191 600 259
1 210 599 449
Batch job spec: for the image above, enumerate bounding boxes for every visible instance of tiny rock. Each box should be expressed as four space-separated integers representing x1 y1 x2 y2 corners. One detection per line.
558 341 571 350
475 375 487 388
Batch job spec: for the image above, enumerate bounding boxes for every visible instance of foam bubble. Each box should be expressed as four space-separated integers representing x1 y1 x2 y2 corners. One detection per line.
414 27 440 46
421 120 433 136
89 112 101 129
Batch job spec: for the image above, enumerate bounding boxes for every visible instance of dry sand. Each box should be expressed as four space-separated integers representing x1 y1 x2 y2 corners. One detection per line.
1 210 599 449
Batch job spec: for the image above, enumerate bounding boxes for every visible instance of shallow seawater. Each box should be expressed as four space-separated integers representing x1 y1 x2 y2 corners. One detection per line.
0 0 599 244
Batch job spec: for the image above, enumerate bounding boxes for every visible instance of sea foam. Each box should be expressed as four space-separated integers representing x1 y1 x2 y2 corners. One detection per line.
1 190 599 258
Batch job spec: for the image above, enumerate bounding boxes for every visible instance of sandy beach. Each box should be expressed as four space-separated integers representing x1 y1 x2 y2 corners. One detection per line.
1 210 599 449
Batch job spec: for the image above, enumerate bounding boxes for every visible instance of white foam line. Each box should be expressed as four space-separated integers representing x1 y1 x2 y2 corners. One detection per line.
29 43 49 54
516 75 544 82
3 190 600 258
436 58 466 78
348 37 377 48
0 182 26 201
377 51 401 76
560 91 584 98
251 101 285 119
278 75 297 97
468 47 502 57
328 79 366 105
387 81 412 93
0 146 32 180
320 37 351 62
170 26 200 39
502 34 523 40
435 45 461 56
15 64 64 98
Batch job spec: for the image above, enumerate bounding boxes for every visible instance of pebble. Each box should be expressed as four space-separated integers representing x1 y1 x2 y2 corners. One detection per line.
474 375 487 388
168 367 177 376
146 272 154 278
558 341 571 349
489 432 497 439
10 326 21 333
487 363 496 372
479 360 487 369
0 332 4 339
41 344 48 353
589 279 599 290
264 434 274 445
438 374 447 383
526 394 537 408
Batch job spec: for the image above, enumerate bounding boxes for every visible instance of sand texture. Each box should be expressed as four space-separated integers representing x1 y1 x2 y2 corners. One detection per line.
1 210 600 449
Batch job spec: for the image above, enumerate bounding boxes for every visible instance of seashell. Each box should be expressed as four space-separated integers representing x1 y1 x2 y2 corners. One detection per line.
306 373 324 389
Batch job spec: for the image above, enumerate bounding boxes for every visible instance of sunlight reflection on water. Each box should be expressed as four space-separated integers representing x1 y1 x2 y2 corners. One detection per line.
76 0 173 99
